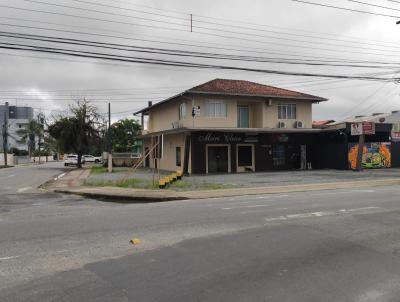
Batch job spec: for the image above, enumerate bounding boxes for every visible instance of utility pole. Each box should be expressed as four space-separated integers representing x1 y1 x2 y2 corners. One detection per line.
355 134 365 172
2 102 9 167
107 102 112 173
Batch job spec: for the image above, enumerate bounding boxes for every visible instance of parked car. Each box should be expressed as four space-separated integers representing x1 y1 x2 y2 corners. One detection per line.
64 154 78 166
82 155 102 164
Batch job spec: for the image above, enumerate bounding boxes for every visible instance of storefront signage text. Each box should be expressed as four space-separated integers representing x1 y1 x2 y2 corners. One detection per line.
198 133 242 143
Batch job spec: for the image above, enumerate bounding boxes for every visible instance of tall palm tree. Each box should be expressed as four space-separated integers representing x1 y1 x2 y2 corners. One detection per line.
16 120 42 158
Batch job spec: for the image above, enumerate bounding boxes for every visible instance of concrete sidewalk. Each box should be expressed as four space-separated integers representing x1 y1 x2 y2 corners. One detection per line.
43 168 400 202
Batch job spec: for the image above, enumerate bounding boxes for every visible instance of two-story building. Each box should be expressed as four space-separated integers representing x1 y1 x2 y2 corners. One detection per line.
135 79 329 174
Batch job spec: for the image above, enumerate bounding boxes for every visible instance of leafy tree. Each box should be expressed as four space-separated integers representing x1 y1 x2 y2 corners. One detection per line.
16 119 43 157
110 118 141 152
48 100 105 168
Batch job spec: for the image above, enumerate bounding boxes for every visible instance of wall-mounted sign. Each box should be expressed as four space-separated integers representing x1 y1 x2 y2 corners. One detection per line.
198 132 242 143
192 106 201 117
392 132 400 141
244 134 259 143
351 122 375 136
277 134 289 143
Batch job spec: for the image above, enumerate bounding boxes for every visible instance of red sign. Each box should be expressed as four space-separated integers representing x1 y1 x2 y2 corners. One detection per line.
362 122 375 135
351 122 375 136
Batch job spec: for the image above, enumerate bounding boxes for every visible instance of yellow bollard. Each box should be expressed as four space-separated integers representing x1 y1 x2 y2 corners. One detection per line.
158 179 166 189
176 170 183 180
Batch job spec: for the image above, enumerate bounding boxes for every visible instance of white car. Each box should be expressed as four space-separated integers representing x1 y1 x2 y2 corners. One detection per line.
82 155 102 164
64 154 78 166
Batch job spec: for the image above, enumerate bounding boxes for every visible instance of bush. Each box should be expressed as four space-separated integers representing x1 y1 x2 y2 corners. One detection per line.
33 150 50 157
9 148 29 156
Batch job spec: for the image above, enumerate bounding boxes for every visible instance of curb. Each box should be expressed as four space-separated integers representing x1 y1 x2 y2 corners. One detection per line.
48 178 400 203
52 189 187 203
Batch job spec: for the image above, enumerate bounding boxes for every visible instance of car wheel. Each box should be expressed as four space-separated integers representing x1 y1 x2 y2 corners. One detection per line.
95 159 99 163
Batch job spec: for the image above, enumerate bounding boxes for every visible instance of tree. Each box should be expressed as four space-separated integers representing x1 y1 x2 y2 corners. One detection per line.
110 118 141 152
16 119 43 158
48 100 105 168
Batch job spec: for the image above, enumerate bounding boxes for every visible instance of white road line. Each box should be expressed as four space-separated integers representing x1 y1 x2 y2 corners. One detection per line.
54 172 66 181
7 174 15 178
0 256 19 261
223 204 272 210
265 207 382 223
17 187 32 193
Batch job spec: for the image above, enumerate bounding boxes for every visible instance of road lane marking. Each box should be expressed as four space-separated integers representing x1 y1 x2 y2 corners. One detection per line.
54 173 66 180
223 204 272 210
265 207 382 223
6 174 15 178
17 187 32 193
0 256 19 261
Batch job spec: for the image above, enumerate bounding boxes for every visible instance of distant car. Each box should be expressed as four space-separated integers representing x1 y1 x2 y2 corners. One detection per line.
64 154 78 166
82 155 102 164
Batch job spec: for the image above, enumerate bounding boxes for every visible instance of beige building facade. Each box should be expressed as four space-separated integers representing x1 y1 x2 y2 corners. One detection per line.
136 79 327 174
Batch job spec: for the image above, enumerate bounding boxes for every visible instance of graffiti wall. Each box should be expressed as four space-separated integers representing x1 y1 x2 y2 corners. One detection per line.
348 142 391 169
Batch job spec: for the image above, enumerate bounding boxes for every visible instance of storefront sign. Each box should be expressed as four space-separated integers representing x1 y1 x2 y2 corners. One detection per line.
277 134 289 143
244 134 259 143
392 122 400 141
392 132 400 141
198 132 242 143
351 122 375 136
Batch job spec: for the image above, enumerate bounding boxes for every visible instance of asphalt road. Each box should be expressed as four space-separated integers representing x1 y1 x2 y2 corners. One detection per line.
2 163 400 301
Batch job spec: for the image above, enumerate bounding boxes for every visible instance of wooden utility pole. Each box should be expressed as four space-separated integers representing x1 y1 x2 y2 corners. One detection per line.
355 134 365 171
107 102 113 173
2 102 9 167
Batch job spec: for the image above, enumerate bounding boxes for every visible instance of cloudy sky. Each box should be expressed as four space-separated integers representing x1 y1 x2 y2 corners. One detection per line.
1 0 400 122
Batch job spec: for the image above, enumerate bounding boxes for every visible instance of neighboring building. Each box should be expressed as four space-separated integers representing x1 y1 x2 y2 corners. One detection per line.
0 103 34 152
135 79 330 174
314 112 400 170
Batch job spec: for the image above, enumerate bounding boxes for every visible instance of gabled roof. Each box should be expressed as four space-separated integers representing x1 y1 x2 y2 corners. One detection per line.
135 78 328 115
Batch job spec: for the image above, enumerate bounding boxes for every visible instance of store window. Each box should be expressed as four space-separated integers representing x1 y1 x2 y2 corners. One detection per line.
176 146 181 166
272 145 285 167
278 104 296 119
205 100 227 117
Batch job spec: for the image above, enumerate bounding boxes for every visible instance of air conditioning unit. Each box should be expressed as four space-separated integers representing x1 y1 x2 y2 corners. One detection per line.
295 121 305 128
278 121 286 128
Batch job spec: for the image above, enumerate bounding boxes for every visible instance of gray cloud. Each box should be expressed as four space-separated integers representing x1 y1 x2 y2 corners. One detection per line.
0 0 399 122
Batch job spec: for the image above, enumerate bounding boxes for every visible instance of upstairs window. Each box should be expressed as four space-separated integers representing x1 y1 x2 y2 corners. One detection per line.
179 103 187 120
205 100 227 118
278 104 296 120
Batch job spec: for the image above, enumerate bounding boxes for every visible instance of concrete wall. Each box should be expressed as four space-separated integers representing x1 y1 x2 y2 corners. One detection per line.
0 154 14 166
146 94 314 132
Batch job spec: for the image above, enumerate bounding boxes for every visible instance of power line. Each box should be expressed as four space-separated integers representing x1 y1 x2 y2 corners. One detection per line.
340 0 400 13
4 3 400 59
91 0 400 47
3 30 400 69
5 19 400 65
291 0 400 18
0 42 398 82
23 0 400 52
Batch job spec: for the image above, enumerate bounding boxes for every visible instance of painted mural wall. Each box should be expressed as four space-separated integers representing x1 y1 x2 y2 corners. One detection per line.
348 142 391 169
